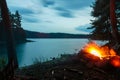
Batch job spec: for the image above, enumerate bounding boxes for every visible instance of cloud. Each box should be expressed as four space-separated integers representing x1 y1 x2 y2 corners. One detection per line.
58 12 74 18
54 7 74 18
6 0 94 34
66 0 94 9
75 24 93 33
10 7 34 15
23 17 39 23
54 7 68 12
9 6 40 23
44 20 53 23
41 0 55 7
38 0 94 10
50 0 94 10
39 0 94 18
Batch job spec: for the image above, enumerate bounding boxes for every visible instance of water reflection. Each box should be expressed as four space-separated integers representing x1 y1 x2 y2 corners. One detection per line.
0 43 26 67
0 39 108 67
16 43 26 67
17 39 89 66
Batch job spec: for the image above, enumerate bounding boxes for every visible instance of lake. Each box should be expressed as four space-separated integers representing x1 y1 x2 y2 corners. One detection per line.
0 39 107 67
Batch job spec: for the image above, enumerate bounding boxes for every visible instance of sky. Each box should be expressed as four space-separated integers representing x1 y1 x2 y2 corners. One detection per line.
6 0 94 34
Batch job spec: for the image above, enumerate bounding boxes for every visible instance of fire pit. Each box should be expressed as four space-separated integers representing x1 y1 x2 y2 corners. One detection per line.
79 41 120 68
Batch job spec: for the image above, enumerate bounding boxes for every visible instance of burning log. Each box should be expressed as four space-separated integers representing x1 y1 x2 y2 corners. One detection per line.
43 41 120 80
79 41 120 68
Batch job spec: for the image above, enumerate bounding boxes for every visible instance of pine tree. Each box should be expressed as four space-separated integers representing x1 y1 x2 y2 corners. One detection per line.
14 10 21 28
116 1 120 29
90 0 112 40
90 0 120 42
9 10 22 28
0 9 26 42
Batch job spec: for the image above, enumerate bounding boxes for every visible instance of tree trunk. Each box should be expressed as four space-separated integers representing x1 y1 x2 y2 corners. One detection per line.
0 0 18 79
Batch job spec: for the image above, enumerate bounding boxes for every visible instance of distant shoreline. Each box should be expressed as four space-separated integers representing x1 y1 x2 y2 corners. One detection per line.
25 30 90 39
27 37 89 39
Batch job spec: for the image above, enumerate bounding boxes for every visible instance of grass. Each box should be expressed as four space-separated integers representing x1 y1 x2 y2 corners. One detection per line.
15 53 77 79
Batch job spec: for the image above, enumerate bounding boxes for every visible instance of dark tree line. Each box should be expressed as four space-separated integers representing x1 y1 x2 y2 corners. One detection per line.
0 9 26 43
89 0 120 42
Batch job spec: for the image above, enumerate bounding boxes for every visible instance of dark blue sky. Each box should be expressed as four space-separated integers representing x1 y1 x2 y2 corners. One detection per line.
7 0 94 34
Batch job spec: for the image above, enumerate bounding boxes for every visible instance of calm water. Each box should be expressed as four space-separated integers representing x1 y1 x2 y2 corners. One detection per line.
0 39 107 67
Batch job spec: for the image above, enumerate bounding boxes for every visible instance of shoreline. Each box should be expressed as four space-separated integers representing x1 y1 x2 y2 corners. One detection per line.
15 51 118 80
0 39 34 45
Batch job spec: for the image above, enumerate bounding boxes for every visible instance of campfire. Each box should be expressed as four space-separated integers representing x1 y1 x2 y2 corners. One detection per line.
80 41 120 68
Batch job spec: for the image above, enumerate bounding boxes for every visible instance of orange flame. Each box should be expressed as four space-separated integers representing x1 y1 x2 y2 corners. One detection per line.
83 41 116 59
82 41 120 68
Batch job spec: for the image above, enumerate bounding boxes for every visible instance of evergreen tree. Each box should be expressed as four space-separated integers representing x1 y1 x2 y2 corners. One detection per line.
0 9 26 43
14 10 21 28
9 10 21 28
11 10 26 42
90 0 120 42
90 0 112 40
116 1 120 29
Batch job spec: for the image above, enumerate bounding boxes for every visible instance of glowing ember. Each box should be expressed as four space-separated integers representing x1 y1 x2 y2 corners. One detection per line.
111 56 120 68
82 41 120 68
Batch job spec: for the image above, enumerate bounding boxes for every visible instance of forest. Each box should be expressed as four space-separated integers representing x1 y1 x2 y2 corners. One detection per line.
0 10 26 43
